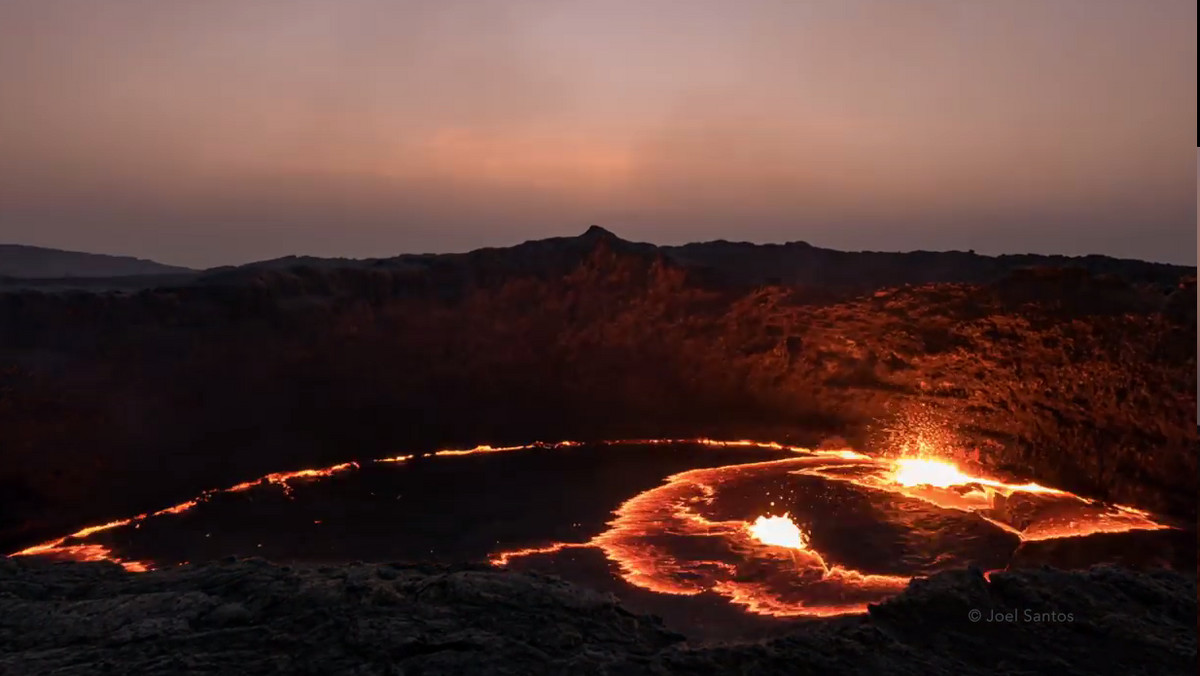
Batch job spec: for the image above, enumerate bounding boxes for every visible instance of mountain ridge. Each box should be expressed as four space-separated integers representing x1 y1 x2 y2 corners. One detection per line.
2 227 1191 290
0 244 193 279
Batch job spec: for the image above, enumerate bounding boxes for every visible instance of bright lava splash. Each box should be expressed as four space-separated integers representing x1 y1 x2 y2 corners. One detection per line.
8 438 1176 619
748 514 807 550
892 458 982 488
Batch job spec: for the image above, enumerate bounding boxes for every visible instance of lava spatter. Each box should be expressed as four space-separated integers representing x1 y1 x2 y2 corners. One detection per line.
798 456 1170 541
748 514 807 549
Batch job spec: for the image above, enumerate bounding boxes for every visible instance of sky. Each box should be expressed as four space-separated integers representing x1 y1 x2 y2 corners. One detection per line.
0 0 1195 268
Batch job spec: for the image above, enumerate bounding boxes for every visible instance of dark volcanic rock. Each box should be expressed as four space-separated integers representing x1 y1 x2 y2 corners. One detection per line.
0 558 683 675
0 559 1193 675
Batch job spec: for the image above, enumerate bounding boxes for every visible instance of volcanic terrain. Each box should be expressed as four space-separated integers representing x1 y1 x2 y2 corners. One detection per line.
1 228 1195 673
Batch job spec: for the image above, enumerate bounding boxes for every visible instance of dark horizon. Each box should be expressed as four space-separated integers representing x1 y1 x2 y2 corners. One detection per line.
3 222 1197 272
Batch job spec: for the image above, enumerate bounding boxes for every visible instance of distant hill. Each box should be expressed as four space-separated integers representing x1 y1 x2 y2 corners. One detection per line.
194 225 1194 292
659 236 1191 289
3 227 1193 292
0 245 193 279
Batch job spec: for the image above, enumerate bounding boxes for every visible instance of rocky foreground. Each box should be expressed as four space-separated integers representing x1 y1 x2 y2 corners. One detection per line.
0 558 1193 675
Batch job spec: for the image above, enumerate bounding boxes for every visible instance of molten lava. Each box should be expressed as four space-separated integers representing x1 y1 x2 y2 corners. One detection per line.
891 458 979 488
9 461 361 572
491 445 1174 618
748 514 807 549
7 437 1176 620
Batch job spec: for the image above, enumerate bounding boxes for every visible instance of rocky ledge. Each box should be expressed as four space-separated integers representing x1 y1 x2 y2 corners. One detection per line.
0 558 1194 675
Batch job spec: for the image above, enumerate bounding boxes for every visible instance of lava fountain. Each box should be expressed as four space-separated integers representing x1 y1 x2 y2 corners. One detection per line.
891 458 981 488
748 514 808 549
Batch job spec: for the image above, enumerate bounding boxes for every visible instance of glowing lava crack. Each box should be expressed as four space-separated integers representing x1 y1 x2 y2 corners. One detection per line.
8 439 1174 619
490 450 1172 618
491 456 918 617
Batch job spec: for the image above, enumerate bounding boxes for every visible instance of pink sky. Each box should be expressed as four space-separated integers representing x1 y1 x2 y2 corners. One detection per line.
0 0 1195 267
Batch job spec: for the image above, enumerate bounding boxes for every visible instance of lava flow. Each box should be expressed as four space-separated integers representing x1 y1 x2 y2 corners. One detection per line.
490 447 1175 618
802 456 1169 541
8 438 1176 620
9 462 361 572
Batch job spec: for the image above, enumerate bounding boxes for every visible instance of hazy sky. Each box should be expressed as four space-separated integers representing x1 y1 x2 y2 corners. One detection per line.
0 0 1195 268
